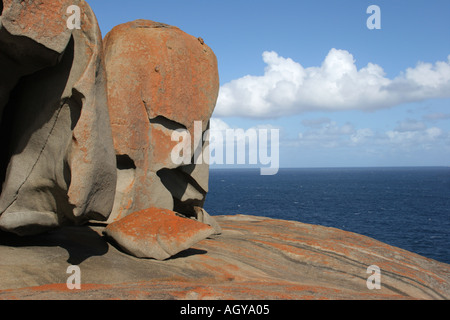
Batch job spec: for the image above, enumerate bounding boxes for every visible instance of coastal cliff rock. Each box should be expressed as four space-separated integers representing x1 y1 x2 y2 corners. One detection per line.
0 0 116 235
103 20 219 223
0 215 448 300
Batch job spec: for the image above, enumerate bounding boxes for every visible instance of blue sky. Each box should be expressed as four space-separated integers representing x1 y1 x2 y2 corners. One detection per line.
89 0 450 168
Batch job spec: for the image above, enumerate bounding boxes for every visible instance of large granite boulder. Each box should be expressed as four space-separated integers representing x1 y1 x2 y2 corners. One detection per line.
103 20 219 223
0 0 117 236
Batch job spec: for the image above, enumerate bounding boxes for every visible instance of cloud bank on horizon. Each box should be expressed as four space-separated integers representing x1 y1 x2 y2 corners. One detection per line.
214 49 450 119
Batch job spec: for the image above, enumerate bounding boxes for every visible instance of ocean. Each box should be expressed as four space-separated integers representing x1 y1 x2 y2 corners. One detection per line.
204 167 450 265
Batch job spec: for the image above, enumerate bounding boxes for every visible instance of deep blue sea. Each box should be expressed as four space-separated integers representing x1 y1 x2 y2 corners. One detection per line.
204 167 450 265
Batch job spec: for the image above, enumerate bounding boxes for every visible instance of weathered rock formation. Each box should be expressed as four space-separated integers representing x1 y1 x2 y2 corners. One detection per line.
0 215 449 300
104 208 215 260
0 2 219 260
103 20 219 223
0 0 116 236
1 3 448 302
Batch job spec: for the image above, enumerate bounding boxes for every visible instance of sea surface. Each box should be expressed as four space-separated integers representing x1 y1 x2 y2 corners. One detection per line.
204 167 450 265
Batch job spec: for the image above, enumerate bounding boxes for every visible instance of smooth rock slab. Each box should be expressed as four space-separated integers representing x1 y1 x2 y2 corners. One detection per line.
104 208 215 260
0 215 449 299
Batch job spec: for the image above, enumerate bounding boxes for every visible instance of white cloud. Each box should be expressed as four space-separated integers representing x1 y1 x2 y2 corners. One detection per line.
210 118 281 138
350 128 375 145
298 120 360 148
210 117 231 132
209 117 280 152
385 127 444 147
295 116 446 152
210 116 448 167
208 118 280 173
394 119 427 132
215 49 450 118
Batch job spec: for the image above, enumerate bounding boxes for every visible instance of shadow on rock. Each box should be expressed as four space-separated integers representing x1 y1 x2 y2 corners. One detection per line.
165 248 208 260
0 224 109 265
103 231 208 261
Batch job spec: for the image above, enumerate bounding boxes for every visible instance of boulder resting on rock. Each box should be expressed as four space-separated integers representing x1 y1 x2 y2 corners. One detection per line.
103 20 219 223
104 207 215 260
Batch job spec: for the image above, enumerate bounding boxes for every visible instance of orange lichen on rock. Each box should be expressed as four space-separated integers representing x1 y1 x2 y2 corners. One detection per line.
103 19 219 222
0 215 450 300
104 208 215 260
0 0 116 236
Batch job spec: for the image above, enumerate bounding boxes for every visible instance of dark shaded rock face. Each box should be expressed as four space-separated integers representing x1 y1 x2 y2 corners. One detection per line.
0 0 116 236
